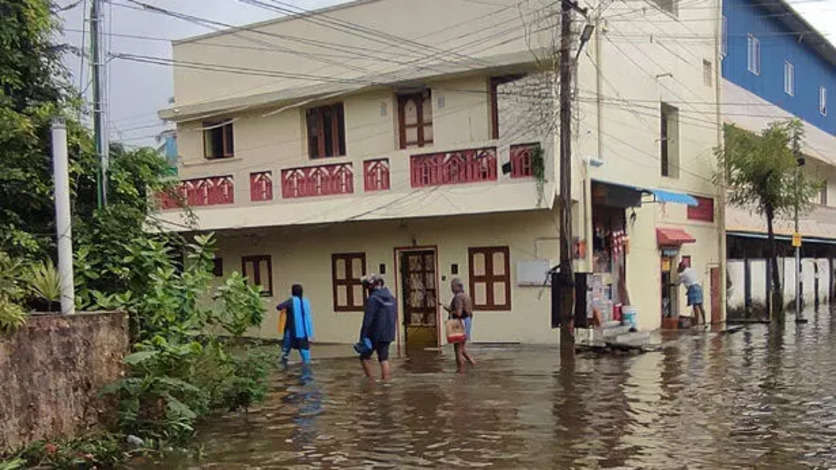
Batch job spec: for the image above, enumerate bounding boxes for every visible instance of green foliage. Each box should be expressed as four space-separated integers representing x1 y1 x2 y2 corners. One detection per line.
1 432 124 470
0 251 28 332
28 259 61 310
715 120 823 220
95 234 268 442
530 146 546 206
213 272 264 336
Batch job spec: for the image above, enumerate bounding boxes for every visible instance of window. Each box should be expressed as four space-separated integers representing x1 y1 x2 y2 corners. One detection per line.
212 258 223 277
332 253 366 311
306 103 346 159
650 0 678 15
703 60 712 87
398 90 433 149
821 182 828 206
468 246 511 311
490 75 524 139
820 87 828 116
687 196 715 222
721 16 728 58
784 61 794 96
242 255 272 297
203 120 234 159
660 102 679 178
747 34 760 75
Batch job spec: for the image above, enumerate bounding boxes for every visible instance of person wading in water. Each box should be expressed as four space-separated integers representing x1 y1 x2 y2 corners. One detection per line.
358 274 397 381
276 284 314 364
444 278 476 373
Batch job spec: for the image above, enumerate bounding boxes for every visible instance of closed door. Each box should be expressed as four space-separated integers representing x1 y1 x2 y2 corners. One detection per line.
710 267 721 324
401 250 438 347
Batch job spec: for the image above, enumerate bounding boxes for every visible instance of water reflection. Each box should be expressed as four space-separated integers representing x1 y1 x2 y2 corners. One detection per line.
132 308 836 469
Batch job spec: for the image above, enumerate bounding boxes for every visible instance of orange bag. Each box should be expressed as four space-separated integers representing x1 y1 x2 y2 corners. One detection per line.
277 309 287 335
445 318 466 344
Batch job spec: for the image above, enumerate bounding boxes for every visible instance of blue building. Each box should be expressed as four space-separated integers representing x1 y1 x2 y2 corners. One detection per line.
721 0 835 314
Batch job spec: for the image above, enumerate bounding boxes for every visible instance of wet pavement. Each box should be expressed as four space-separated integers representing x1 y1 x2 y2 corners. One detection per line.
132 308 836 469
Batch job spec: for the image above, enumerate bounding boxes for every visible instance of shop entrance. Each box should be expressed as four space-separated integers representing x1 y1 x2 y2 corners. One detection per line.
660 252 679 329
399 249 439 349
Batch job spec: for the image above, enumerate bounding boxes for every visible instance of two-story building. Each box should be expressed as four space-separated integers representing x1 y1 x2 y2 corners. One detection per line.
720 0 835 314
156 0 725 348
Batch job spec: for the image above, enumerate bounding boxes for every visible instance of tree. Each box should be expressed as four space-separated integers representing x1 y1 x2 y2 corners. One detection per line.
714 120 822 321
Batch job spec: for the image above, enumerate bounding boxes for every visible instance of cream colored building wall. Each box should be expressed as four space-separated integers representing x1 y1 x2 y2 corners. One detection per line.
170 0 552 107
213 210 560 345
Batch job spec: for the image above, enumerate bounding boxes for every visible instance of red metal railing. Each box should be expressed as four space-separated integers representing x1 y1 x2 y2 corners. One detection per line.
157 175 234 209
410 147 497 188
250 171 273 201
509 143 539 178
363 159 390 191
281 163 354 198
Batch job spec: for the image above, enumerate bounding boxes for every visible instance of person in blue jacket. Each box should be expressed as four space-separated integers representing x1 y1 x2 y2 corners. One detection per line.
358 274 397 381
276 284 314 364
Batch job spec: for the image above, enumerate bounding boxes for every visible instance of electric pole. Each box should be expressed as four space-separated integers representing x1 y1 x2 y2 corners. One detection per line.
558 0 575 355
90 0 109 208
793 130 803 322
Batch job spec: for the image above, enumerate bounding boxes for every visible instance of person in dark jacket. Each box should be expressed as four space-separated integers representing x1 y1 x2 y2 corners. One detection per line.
359 274 397 381
276 284 314 364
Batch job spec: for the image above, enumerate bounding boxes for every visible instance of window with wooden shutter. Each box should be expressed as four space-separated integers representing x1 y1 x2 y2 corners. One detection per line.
306 103 346 159
332 253 366 311
398 90 433 149
242 255 272 297
468 246 511 311
203 120 234 159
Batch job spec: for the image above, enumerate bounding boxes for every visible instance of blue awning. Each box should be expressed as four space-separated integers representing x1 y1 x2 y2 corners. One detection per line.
648 189 698 207
591 179 699 207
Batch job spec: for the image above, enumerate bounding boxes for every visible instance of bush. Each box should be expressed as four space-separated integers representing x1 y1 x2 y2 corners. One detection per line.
95 233 269 443
0 251 28 333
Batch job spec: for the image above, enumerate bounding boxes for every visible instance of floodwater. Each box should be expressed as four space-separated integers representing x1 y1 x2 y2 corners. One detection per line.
134 308 836 469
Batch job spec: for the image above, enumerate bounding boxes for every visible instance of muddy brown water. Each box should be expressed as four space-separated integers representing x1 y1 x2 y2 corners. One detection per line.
131 309 836 469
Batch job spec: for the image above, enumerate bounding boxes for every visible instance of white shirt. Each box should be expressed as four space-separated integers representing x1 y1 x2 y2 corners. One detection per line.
678 267 699 288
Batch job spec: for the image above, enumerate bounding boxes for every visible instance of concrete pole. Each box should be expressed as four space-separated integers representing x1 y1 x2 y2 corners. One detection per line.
91 0 109 208
51 119 75 315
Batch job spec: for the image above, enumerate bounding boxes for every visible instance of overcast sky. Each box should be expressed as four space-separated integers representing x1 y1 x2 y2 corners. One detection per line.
55 0 836 148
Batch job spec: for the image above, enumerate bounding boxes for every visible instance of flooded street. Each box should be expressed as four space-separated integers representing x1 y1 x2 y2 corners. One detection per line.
137 309 836 469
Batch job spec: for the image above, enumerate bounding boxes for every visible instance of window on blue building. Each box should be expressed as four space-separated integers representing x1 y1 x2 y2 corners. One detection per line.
784 61 794 96
820 87 828 116
747 34 760 75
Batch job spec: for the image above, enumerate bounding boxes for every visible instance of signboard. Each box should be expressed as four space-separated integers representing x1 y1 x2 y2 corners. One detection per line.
792 232 802 247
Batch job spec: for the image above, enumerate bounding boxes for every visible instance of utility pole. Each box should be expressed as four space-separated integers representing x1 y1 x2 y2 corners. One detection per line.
51 119 75 315
558 0 575 355
793 131 803 322
90 0 109 208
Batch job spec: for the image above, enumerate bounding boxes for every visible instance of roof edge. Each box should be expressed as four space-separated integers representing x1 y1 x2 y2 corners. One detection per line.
172 0 382 46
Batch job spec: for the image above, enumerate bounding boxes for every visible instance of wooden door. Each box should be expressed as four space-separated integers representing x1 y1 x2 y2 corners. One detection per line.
401 250 438 346
710 267 721 324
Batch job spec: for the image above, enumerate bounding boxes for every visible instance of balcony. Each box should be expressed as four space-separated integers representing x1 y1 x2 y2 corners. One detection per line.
281 162 353 199
158 141 548 219
410 146 497 188
158 175 234 209
509 143 539 178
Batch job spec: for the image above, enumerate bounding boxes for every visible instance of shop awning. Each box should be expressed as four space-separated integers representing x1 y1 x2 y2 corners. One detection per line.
648 189 698 206
657 228 696 246
591 179 699 207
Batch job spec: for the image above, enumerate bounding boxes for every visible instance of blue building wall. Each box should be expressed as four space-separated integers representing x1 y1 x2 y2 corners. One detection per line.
722 0 835 135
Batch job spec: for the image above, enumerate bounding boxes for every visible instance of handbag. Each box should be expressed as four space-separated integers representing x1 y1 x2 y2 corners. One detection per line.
277 309 287 335
445 318 466 344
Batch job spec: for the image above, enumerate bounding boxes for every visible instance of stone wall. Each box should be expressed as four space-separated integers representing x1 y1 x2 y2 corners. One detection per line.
0 312 128 451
